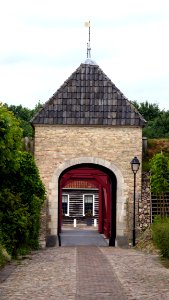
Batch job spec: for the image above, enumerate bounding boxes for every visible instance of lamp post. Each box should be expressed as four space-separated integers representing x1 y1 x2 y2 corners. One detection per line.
130 156 140 246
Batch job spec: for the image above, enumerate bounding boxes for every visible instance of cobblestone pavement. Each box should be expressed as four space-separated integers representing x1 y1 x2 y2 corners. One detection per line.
0 247 169 299
76 247 126 299
101 248 169 300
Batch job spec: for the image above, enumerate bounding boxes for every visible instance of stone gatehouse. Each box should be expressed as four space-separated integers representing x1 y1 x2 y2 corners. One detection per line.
31 60 146 247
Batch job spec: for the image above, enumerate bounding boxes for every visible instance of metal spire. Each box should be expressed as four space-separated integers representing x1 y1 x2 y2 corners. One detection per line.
85 21 91 58
84 21 96 65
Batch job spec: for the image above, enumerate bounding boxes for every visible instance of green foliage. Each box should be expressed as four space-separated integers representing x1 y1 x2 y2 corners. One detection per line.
150 153 169 217
5 101 43 137
150 153 169 195
0 105 45 257
10 151 45 249
132 100 160 121
143 112 169 138
142 160 151 172
0 104 23 174
20 119 33 137
8 151 46 201
0 190 30 256
132 100 169 138
0 152 46 256
151 217 169 259
5 104 32 121
32 101 43 116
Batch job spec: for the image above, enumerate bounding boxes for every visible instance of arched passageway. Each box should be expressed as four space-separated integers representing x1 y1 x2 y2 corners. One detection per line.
59 164 117 246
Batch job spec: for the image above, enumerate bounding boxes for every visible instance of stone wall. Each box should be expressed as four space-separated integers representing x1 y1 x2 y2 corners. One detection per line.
34 125 143 245
138 172 151 229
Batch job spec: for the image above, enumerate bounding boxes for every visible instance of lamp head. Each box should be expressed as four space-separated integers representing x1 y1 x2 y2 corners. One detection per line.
130 156 140 173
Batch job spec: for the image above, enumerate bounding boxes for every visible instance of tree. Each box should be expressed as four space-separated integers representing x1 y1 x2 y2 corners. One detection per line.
152 112 169 137
132 100 169 138
31 101 43 116
4 101 43 137
143 111 169 138
0 104 45 256
0 103 23 175
132 100 160 121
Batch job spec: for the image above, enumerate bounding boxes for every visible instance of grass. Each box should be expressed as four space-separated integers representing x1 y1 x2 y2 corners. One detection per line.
136 226 169 269
136 227 159 254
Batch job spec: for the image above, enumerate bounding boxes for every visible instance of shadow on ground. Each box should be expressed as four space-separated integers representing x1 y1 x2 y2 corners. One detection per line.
60 227 108 246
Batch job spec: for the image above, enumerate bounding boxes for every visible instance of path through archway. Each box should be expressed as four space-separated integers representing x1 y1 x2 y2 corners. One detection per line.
59 164 117 246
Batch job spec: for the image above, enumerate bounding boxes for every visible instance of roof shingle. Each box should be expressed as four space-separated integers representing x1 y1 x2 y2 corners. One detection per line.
31 63 146 126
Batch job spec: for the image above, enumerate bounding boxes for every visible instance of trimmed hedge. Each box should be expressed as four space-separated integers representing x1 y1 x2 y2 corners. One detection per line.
151 217 169 258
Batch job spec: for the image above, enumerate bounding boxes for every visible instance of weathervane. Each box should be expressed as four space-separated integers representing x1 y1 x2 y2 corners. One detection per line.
85 21 91 58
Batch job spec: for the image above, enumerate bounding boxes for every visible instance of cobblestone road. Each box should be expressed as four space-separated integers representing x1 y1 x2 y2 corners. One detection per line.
0 247 169 299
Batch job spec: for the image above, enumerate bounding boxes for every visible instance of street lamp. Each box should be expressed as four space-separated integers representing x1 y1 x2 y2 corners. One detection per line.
130 156 140 246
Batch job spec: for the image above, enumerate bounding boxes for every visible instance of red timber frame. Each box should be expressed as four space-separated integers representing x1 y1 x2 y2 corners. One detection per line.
59 165 115 239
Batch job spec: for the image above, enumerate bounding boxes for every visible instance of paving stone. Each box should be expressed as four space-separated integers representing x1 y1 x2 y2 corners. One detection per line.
61 229 108 246
101 248 169 300
1 247 169 299
76 247 126 300
0 263 16 283
0 248 76 300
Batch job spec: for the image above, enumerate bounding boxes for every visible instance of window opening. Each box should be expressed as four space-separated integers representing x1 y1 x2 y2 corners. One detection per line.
62 194 69 216
83 194 94 216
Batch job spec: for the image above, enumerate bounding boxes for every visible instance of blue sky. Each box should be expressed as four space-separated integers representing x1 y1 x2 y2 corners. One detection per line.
0 0 169 110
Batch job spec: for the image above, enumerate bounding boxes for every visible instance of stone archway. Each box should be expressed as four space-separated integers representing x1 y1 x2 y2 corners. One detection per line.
59 164 116 244
47 157 128 247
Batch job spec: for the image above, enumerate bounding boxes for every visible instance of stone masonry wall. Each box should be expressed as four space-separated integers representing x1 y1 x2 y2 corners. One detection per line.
138 172 151 229
34 125 143 243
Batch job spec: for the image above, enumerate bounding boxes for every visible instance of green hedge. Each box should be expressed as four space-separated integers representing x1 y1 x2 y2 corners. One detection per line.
0 152 45 257
151 217 169 258
0 105 46 259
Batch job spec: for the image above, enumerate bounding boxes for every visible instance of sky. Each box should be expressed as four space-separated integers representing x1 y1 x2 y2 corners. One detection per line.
0 0 169 110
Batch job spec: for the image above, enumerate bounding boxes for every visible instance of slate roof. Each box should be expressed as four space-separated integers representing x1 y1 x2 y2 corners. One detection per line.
31 63 146 126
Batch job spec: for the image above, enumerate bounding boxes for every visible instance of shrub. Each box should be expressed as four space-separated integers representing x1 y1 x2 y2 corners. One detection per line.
8 152 46 250
0 103 23 176
150 153 169 217
151 217 169 258
0 152 46 256
0 190 30 256
0 105 46 258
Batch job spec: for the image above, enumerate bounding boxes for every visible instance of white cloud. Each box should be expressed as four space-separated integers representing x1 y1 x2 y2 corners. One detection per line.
0 0 169 110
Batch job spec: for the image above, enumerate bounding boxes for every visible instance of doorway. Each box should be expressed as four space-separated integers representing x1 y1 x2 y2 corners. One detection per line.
58 164 117 246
